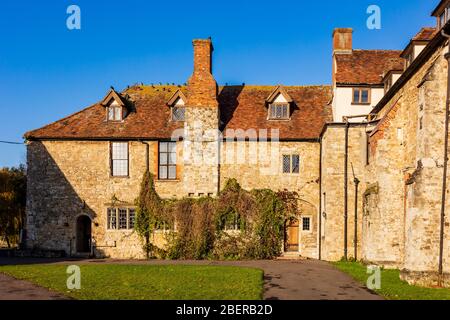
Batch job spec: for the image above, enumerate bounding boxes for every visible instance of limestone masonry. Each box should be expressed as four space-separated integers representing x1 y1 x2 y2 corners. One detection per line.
24 1 450 287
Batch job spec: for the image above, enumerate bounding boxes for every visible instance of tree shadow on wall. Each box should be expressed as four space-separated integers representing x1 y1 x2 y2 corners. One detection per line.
26 141 97 258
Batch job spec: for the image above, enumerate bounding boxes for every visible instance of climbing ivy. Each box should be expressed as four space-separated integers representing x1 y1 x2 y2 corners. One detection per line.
135 171 299 260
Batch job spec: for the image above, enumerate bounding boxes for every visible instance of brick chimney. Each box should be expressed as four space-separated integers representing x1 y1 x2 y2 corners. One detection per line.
333 28 353 54
187 39 218 108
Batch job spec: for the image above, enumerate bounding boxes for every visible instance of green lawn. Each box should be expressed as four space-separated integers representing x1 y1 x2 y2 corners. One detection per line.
0 264 263 300
333 261 450 300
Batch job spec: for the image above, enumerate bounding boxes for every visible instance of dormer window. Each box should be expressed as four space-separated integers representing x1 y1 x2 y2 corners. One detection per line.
167 90 187 122
270 103 289 120
108 102 123 121
101 88 129 122
433 1 450 29
266 86 293 121
383 70 403 94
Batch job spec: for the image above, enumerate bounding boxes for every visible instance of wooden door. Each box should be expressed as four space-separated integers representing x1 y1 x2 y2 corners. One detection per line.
285 219 299 252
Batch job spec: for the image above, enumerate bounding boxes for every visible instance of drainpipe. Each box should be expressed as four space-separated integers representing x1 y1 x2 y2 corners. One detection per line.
319 136 323 260
353 173 360 261
140 140 150 172
344 118 349 260
439 30 450 285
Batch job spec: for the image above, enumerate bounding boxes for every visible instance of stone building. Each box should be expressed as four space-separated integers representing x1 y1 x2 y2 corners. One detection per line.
24 1 450 287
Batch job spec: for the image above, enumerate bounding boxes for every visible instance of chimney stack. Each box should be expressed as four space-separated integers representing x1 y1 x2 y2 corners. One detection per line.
187 39 218 108
333 28 353 54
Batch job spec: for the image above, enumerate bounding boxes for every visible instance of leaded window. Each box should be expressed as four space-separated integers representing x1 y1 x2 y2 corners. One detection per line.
159 142 177 180
283 154 300 174
118 209 128 230
302 217 311 231
172 106 185 121
269 104 289 120
107 208 117 230
106 208 135 230
129 209 136 229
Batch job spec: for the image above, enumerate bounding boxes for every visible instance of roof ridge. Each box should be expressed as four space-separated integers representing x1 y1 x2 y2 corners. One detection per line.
352 49 403 53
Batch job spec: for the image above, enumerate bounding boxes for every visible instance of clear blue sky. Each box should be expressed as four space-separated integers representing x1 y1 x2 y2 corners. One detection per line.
0 0 437 167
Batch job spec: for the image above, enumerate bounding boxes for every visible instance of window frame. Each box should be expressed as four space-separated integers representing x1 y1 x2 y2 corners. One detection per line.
171 106 186 122
106 207 135 231
158 141 177 181
352 88 371 105
282 154 300 175
110 142 129 178
107 104 124 122
302 216 312 232
268 103 290 120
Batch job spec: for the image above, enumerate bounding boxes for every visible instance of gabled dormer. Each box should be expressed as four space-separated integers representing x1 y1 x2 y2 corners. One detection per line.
382 69 403 93
167 89 187 121
266 86 293 120
401 27 436 69
432 0 450 29
101 88 130 122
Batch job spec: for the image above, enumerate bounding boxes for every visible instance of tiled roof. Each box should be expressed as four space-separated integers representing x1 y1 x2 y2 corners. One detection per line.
24 85 332 141
220 86 332 140
335 50 404 85
412 27 437 41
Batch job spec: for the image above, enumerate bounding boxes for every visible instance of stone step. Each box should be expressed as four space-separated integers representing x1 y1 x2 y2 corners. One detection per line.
277 253 306 261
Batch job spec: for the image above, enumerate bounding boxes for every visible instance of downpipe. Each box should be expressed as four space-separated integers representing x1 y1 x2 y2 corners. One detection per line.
344 118 349 260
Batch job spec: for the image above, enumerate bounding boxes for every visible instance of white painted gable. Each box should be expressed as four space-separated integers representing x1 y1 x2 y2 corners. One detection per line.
174 97 185 106
274 93 288 103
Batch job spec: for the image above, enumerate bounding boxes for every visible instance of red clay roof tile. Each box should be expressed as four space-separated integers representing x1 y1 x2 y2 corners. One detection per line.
335 50 404 85
24 85 332 141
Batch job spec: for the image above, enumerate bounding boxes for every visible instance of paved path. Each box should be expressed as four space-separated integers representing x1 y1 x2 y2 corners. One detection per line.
0 273 69 300
0 257 381 300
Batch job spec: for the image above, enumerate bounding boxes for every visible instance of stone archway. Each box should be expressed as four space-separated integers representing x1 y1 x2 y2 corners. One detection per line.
76 215 92 253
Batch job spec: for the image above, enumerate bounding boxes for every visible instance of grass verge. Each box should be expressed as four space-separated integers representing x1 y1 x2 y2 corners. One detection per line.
0 264 263 300
333 261 450 300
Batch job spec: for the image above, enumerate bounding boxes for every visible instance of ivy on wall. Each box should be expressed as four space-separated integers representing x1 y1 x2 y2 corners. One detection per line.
135 171 299 260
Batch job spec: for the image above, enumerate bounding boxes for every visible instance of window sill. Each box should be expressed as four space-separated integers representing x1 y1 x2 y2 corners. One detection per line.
155 179 181 183
351 102 371 106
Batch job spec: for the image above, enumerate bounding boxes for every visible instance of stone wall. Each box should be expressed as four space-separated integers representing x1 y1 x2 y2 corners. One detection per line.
220 141 320 258
320 124 368 262
26 138 321 259
365 42 450 284
25 140 185 259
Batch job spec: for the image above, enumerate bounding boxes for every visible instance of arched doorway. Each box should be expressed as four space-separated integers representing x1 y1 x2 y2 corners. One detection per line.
284 218 300 252
76 215 92 253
